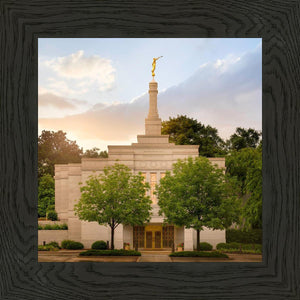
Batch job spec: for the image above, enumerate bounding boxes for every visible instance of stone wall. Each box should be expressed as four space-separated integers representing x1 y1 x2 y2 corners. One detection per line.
38 230 69 246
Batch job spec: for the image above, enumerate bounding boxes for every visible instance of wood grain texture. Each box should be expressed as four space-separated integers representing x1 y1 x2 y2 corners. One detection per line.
1 0 300 299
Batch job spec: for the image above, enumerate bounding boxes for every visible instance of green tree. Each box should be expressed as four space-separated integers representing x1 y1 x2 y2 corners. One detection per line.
225 147 262 229
161 115 227 157
227 127 261 151
74 164 152 249
82 147 108 158
38 130 83 178
38 174 55 218
156 157 240 250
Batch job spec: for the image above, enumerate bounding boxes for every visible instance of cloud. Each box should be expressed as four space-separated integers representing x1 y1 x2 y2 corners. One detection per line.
38 92 87 109
39 46 262 146
42 50 116 93
39 93 76 109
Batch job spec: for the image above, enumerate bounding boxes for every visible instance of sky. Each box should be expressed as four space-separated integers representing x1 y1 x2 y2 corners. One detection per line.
38 38 262 151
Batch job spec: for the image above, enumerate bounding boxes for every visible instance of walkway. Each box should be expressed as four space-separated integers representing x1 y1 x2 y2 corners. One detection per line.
137 250 172 262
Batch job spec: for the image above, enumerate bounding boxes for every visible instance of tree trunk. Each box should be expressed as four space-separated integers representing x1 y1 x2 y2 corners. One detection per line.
110 226 115 250
197 229 200 251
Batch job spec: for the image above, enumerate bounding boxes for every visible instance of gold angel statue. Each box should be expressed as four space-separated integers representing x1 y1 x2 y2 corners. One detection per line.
152 56 163 78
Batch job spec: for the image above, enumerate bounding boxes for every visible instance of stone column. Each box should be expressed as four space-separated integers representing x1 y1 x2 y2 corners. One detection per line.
147 80 159 118
184 227 194 251
145 79 162 135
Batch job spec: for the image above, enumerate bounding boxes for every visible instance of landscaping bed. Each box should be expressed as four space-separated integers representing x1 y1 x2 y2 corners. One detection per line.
220 249 261 254
79 249 141 256
169 251 230 262
77 256 139 262
77 249 141 262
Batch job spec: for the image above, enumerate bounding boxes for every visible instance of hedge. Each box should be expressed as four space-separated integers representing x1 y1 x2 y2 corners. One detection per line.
61 240 84 250
38 223 68 230
216 242 262 254
169 251 228 258
79 250 141 256
38 245 59 251
219 249 262 254
226 229 262 244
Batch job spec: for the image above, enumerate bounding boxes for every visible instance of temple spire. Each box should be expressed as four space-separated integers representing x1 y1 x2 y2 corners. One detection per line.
145 79 162 135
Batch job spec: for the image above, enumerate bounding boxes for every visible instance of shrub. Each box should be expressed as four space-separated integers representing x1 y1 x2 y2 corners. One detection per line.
91 240 107 250
199 242 213 251
79 249 141 256
61 240 84 250
47 210 58 221
169 251 228 258
226 229 262 244
46 241 61 249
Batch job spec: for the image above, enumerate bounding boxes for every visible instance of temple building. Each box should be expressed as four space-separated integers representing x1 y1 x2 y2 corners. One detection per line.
50 76 226 250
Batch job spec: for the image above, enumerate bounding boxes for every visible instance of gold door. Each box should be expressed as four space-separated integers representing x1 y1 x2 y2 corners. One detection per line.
144 225 163 249
146 231 152 248
155 231 161 248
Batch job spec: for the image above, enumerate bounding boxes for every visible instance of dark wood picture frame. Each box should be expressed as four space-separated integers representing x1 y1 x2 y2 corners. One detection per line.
1 1 299 299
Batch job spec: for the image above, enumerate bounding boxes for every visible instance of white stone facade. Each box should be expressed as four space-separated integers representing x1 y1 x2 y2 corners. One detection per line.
53 79 226 250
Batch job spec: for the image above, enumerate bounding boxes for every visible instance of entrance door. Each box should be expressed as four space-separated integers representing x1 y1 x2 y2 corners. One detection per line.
155 231 161 248
146 231 152 248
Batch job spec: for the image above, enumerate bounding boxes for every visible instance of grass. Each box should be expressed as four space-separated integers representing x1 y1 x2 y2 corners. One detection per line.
79 249 141 256
169 251 228 258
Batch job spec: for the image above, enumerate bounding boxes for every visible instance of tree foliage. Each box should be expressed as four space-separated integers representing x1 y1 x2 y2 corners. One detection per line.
156 157 240 250
74 164 152 249
38 174 55 218
82 147 108 158
161 115 227 157
227 127 261 151
38 130 82 178
225 147 262 229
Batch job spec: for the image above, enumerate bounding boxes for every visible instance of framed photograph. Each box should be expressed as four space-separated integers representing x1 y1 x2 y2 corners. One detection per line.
37 38 262 264
1 1 299 299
